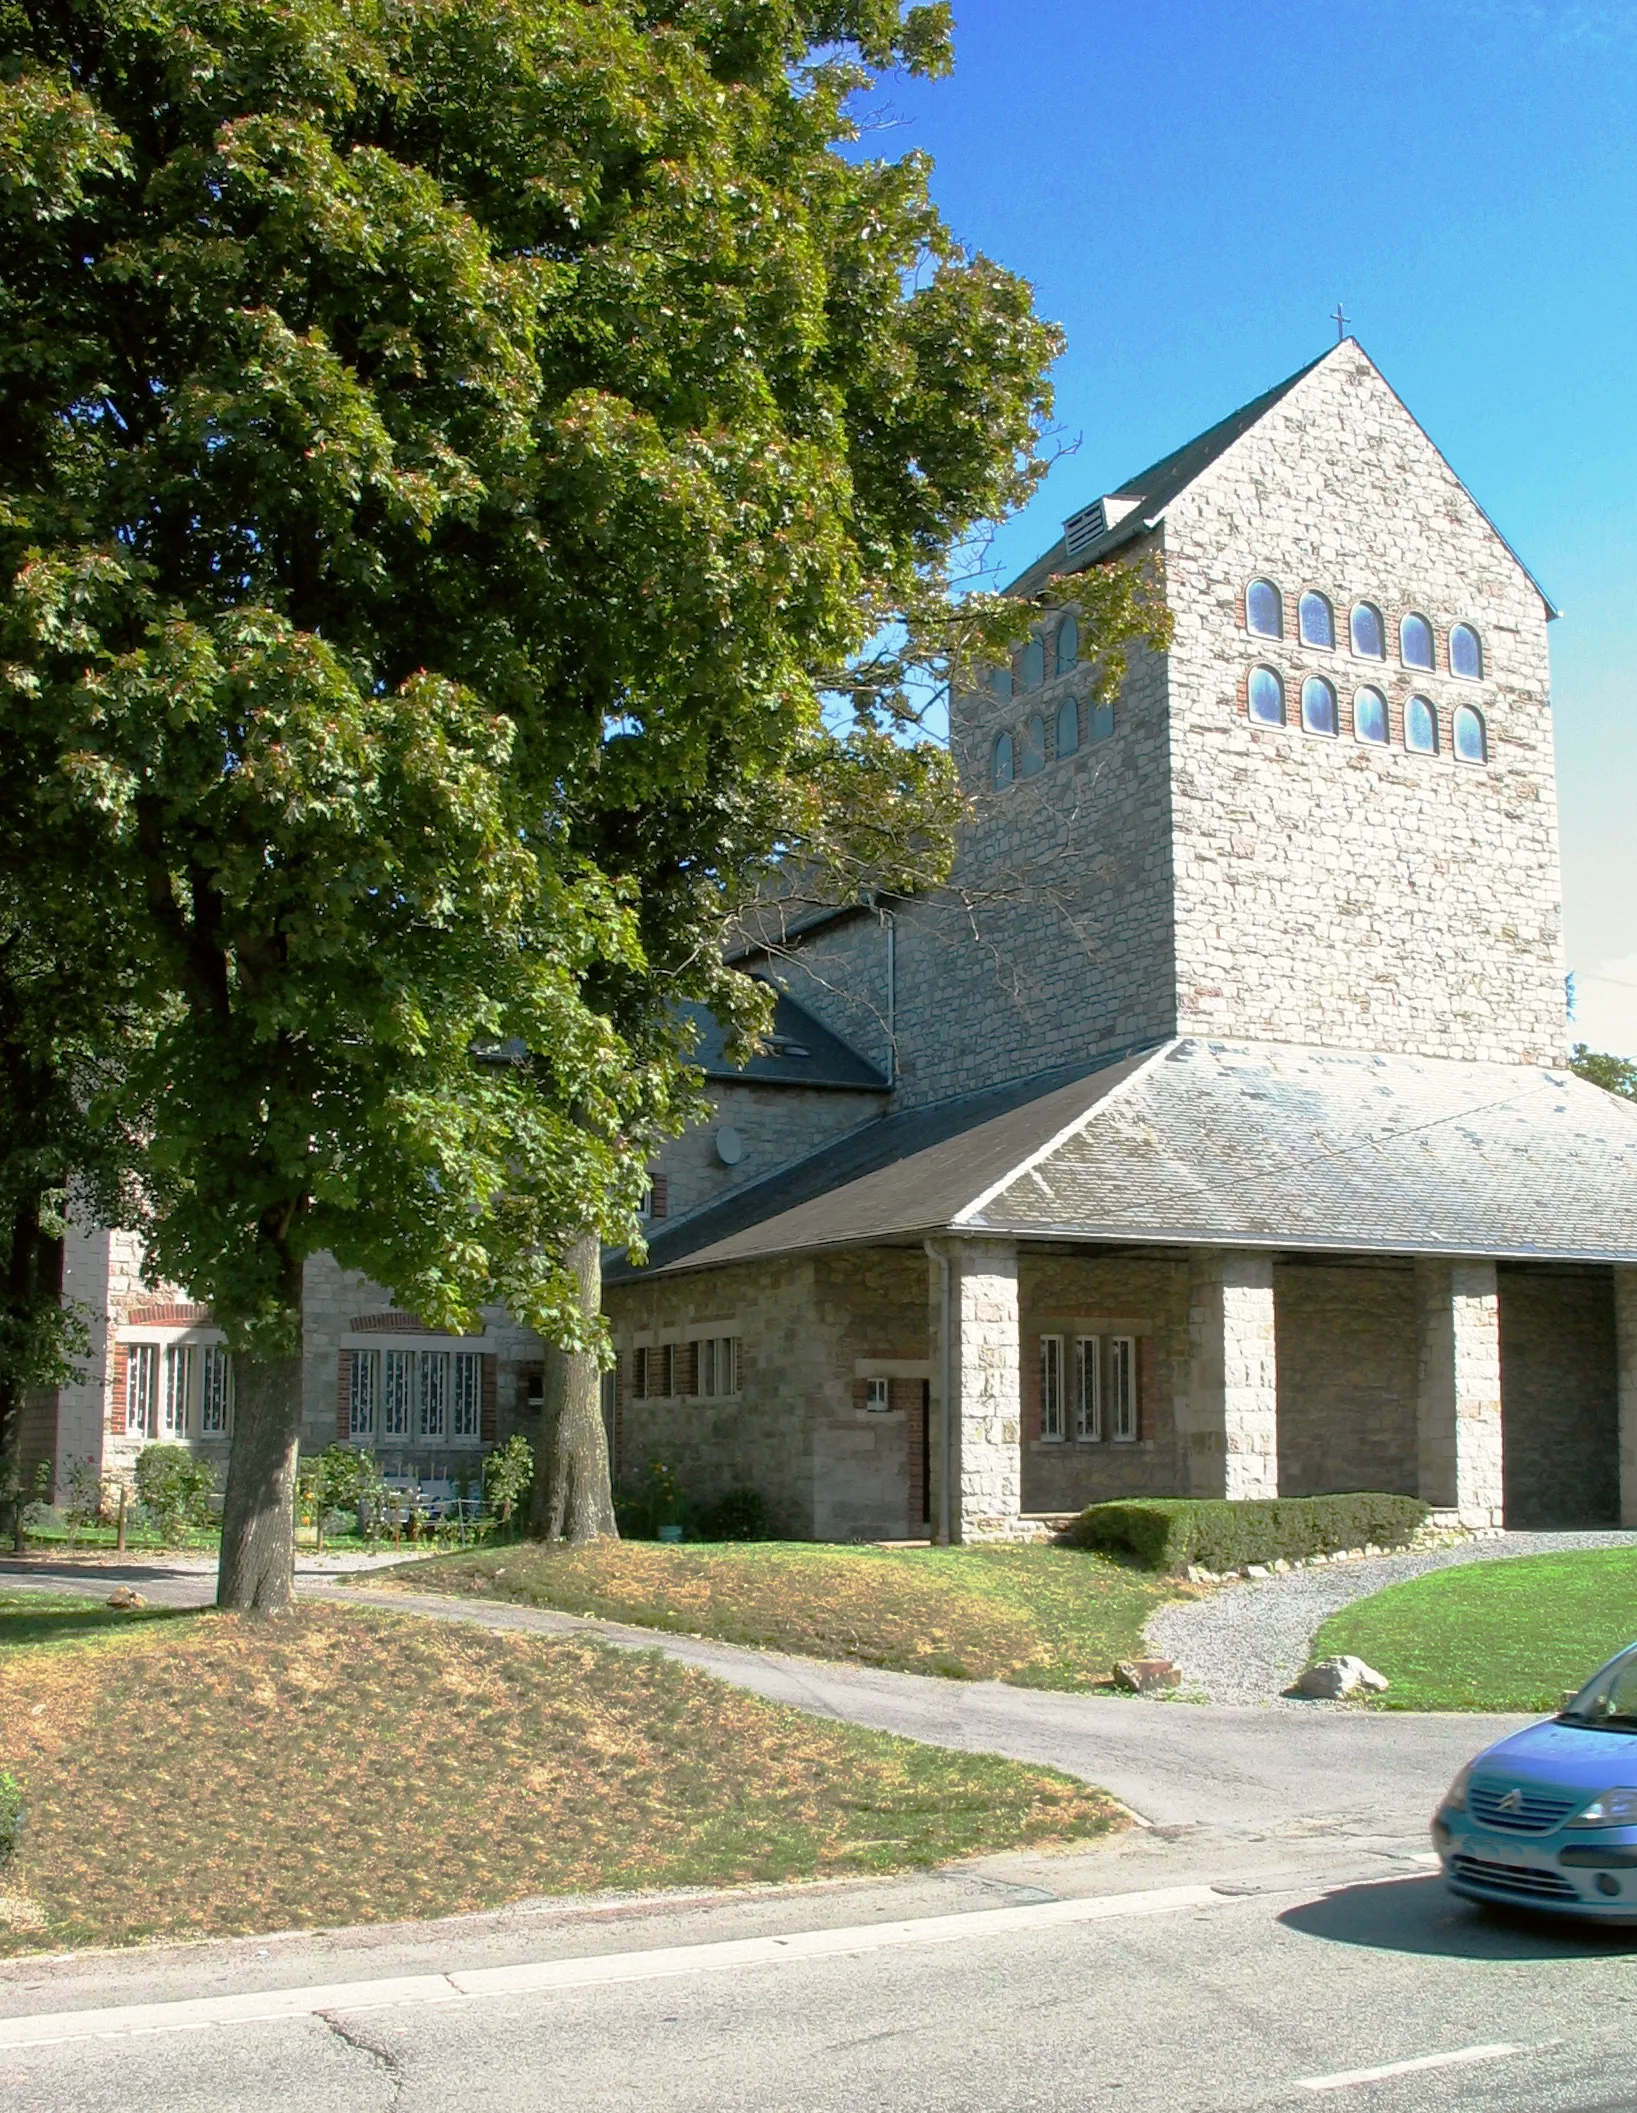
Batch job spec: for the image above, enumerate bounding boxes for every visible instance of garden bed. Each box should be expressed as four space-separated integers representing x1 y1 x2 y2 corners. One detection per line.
0 1591 1121 1954
360 1539 1186 1690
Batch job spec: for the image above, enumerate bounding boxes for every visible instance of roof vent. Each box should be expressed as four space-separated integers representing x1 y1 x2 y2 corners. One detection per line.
1062 493 1142 562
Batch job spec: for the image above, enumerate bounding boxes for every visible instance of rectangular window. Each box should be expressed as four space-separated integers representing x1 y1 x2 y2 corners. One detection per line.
162 1343 194 1440
452 1353 481 1440
127 1342 158 1438
382 1350 415 1439
699 1337 740 1399
1075 1337 1102 1442
865 1375 890 1414
632 1346 648 1400
1110 1336 1136 1442
655 1342 675 1399
420 1351 449 1440
349 1349 379 1440
201 1346 233 1435
1039 1335 1064 1441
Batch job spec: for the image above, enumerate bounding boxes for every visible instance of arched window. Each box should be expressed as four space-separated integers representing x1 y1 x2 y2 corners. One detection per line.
1301 675 1338 736
989 667 1013 702
1248 666 1285 727
1020 639 1045 690
992 731 1014 789
1020 715 1046 776
1354 687 1388 746
1247 579 1283 639
1350 603 1385 659
1400 613 1435 670
1450 624 1483 681
1405 695 1438 754
1056 614 1079 669
1055 695 1080 759
1089 700 1116 743
1452 703 1486 764
1299 591 1335 649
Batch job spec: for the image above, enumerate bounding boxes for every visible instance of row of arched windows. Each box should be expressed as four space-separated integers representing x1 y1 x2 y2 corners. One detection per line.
992 693 1115 788
988 613 1078 701
1248 666 1486 762
1247 580 1484 680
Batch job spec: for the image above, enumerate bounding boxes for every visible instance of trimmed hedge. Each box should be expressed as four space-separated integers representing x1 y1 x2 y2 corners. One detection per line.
1066 1493 1429 1573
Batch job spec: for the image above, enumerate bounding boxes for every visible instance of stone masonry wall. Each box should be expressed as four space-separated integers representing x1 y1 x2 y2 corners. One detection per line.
1165 339 1565 1064
1273 1260 1419 1496
653 1080 886 1221
1499 1265 1619 1528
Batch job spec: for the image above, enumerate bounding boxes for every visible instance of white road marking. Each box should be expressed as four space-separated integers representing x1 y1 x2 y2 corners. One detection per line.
0 1881 1226 2052
1298 2040 1550 2092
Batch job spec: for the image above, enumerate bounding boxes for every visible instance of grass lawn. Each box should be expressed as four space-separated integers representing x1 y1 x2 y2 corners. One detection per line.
1310 1548 1637 1711
0 1590 1121 1955
365 1539 1183 1691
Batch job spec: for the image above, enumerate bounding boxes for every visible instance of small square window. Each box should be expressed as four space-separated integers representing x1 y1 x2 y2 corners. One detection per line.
865 1377 890 1413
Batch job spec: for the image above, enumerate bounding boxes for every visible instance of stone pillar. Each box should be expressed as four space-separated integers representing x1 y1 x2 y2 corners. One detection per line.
947 1239 1022 1543
1416 1259 1504 1528
1186 1250 1279 1500
1616 1268 1637 1529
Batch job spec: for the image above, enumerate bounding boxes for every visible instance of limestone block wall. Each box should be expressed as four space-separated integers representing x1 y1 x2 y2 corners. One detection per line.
1165 340 1565 1064
1017 1250 1190 1509
1499 1265 1618 1527
651 1080 886 1221
1274 1261 1419 1496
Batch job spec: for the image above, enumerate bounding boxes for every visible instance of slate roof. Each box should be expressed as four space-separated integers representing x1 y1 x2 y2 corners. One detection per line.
611 1040 1637 1280
677 992 888 1093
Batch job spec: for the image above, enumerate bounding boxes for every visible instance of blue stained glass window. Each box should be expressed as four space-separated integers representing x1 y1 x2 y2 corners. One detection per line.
1248 667 1284 726
1089 701 1116 743
1450 624 1483 680
1405 695 1438 753
1301 675 1338 736
989 667 1013 702
1299 592 1335 649
1354 688 1388 745
1020 639 1045 690
1057 614 1079 669
1055 695 1080 759
1453 703 1486 764
1350 603 1385 658
1401 613 1435 670
1020 714 1046 776
992 731 1014 788
1247 579 1282 638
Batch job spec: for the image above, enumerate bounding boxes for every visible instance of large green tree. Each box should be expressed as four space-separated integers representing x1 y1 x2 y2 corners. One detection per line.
0 0 1070 1608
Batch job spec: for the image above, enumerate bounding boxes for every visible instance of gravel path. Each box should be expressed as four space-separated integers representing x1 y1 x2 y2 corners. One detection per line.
1146 1529 1637 1707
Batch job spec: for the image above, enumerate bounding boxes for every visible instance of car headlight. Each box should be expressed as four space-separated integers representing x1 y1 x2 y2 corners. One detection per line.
1443 1762 1473 1812
1568 1789 1637 1828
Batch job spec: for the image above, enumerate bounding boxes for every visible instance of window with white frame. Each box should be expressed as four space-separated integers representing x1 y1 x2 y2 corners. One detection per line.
382 1349 415 1438
127 1342 158 1438
698 1336 740 1398
1075 1336 1102 1442
161 1342 194 1440
419 1353 449 1440
200 1345 233 1435
865 1376 890 1413
452 1352 482 1439
349 1349 379 1439
1109 1336 1136 1442
1039 1335 1064 1441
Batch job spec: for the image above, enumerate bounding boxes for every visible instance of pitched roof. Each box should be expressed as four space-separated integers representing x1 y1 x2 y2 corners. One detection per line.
679 991 888 1093
610 1039 1637 1280
1009 340 1558 616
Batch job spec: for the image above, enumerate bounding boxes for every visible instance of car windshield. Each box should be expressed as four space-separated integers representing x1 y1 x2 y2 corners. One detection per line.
1561 1650 1637 1730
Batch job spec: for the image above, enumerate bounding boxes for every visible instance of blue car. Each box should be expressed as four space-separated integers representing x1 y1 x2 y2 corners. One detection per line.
1434 1640 1637 1921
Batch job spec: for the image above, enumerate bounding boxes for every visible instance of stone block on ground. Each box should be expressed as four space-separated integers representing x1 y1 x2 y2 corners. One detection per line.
106 1585 146 1609
1291 1655 1389 1700
1112 1658 1180 1694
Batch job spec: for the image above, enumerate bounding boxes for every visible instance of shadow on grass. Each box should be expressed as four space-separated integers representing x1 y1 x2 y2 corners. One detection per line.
0 1595 198 1652
1280 1873 1637 1961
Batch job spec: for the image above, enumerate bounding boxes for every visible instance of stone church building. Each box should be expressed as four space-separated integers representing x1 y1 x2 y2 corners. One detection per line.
26 339 1637 1540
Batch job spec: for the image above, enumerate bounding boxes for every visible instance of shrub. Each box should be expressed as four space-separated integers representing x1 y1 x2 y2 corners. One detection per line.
614 1457 688 1540
133 1445 219 1544
0 1770 20 1862
1067 1493 1429 1573
698 1486 769 1542
482 1434 534 1530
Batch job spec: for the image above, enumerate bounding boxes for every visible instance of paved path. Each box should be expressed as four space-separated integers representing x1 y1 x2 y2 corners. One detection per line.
0 1555 1523 1836
1147 1529 1637 1706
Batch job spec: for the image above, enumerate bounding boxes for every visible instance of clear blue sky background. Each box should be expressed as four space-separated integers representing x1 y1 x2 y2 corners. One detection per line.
867 0 1637 1053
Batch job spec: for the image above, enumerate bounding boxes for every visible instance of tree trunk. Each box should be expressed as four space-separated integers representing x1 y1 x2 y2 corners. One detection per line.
527 1231 617 1543
217 1351 305 1612
0 1186 46 1551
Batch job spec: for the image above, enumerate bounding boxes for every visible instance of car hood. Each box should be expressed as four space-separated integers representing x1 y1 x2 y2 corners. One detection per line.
1473 1718 1637 1793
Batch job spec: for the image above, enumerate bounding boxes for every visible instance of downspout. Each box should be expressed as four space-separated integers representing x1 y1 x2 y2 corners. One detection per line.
924 1237 951 1546
881 904 897 1088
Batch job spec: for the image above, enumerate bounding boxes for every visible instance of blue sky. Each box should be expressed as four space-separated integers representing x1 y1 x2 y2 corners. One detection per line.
869 0 1637 1053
